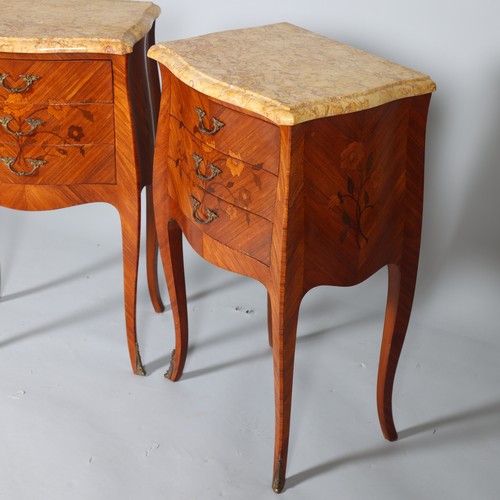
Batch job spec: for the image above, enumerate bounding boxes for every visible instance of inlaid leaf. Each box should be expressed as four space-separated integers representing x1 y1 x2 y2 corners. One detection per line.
226 181 234 188
81 109 94 122
347 176 355 195
253 172 262 189
364 191 369 206
79 146 86 157
342 211 351 226
337 192 344 204
366 154 374 174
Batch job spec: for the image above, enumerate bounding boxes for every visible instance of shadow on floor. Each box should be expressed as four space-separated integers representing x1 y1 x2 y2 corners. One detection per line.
286 399 500 490
0 253 122 302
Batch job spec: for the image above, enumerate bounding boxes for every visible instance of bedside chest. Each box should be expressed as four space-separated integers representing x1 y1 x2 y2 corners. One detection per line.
0 0 162 375
149 23 436 492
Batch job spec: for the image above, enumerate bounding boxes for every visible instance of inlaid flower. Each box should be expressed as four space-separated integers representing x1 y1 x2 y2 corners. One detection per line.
238 188 252 208
67 125 84 142
225 204 238 220
340 141 364 171
226 156 244 177
3 93 33 119
47 100 70 120
332 152 375 249
53 146 68 157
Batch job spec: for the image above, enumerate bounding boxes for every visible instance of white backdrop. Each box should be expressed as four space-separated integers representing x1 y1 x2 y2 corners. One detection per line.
0 2 499 498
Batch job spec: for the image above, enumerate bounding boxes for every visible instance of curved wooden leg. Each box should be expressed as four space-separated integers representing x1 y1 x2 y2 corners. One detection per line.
146 184 165 313
143 26 163 314
158 219 188 381
118 201 145 376
377 255 419 441
377 94 428 440
269 292 301 493
267 293 273 347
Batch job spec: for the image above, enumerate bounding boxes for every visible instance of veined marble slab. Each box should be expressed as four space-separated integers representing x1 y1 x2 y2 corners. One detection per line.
0 0 160 55
149 23 436 126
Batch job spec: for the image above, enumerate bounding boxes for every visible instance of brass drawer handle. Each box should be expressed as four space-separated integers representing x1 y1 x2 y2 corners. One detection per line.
0 73 40 93
0 116 44 136
190 195 218 225
0 156 46 176
195 107 224 135
192 153 222 181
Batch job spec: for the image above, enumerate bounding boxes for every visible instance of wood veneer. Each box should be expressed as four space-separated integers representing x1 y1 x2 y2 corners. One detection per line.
0 27 163 374
154 64 432 493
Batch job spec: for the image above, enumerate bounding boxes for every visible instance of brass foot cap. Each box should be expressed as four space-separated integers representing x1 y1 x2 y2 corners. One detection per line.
272 484 284 494
135 352 146 376
164 349 176 380
272 455 285 493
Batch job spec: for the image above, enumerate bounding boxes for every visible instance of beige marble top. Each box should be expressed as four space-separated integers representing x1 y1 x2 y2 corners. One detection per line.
149 23 436 126
0 0 160 55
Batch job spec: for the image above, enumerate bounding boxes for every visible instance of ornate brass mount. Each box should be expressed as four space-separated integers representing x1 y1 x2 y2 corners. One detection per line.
192 152 222 181
135 342 146 376
194 106 225 135
0 116 44 136
272 454 285 493
0 156 46 176
190 195 218 225
164 349 176 380
0 73 40 93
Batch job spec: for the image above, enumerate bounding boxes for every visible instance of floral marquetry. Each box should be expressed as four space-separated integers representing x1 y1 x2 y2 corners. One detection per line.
0 99 110 178
332 150 375 249
0 1 163 375
151 23 435 493
3 93 33 118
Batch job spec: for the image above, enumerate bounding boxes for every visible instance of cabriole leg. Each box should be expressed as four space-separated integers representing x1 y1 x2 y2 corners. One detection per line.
158 219 188 381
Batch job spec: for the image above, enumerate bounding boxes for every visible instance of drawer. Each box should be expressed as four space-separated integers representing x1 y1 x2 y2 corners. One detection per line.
0 59 113 104
170 76 280 175
0 103 114 145
167 157 272 266
168 116 277 221
0 143 115 185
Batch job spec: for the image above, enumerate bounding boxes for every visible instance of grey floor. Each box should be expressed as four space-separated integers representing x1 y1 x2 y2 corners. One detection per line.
1 201 499 500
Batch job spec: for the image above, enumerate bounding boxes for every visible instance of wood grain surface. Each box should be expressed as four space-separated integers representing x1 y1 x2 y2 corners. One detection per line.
154 66 433 492
0 26 163 375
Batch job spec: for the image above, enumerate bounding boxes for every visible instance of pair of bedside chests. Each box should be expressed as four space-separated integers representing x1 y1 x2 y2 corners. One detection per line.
0 0 435 493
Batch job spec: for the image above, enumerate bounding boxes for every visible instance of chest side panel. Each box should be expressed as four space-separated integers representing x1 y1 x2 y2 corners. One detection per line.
303 99 412 288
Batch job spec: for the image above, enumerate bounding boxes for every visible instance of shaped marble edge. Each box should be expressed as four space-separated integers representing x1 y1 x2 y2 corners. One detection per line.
0 1 160 55
148 23 436 126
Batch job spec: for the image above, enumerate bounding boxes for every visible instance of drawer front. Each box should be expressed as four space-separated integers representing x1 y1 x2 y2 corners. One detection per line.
0 103 114 145
0 143 115 185
168 116 277 221
0 59 113 104
170 76 280 175
167 157 272 266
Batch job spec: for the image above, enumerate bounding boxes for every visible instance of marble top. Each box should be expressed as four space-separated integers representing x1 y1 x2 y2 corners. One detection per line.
0 0 160 55
149 23 436 126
